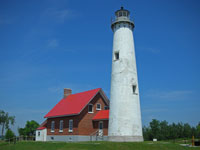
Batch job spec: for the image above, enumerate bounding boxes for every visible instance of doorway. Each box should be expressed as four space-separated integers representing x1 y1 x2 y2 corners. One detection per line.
99 121 103 136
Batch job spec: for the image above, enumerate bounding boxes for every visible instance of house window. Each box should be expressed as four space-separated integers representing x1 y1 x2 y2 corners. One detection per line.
51 121 55 132
96 103 101 110
69 119 73 132
114 51 119 61
88 104 93 113
132 85 137 94
38 131 40 136
59 120 63 132
104 106 109 110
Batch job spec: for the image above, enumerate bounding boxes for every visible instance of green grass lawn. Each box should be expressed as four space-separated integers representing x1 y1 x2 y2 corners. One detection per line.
0 141 200 150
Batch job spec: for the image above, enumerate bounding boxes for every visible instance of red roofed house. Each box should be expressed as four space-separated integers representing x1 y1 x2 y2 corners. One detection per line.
36 88 109 142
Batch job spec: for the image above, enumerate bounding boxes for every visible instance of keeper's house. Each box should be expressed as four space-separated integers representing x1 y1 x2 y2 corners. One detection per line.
36 88 109 142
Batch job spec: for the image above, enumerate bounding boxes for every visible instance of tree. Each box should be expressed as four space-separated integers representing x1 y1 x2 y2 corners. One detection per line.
143 125 154 141
18 128 26 136
0 110 15 137
160 120 169 140
169 123 178 140
150 119 160 140
18 120 39 136
143 119 199 141
196 122 200 138
5 128 15 140
176 122 184 138
183 123 192 138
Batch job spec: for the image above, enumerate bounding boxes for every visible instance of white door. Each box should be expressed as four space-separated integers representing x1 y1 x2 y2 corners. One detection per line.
99 121 103 136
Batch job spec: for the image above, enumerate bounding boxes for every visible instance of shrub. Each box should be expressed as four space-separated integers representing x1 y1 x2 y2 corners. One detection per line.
5 129 15 141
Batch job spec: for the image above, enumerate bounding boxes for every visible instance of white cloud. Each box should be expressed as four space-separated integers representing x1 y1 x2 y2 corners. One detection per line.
8 108 48 115
53 9 70 22
147 48 160 54
48 86 63 96
41 8 76 23
144 89 194 101
47 39 59 48
142 108 168 113
138 47 160 54
48 83 97 95
0 16 13 24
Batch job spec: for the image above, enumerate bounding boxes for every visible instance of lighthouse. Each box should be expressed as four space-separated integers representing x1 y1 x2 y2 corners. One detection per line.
108 7 143 142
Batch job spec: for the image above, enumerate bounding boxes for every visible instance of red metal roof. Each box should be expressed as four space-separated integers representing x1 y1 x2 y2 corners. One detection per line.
44 88 101 118
93 110 109 120
37 126 46 130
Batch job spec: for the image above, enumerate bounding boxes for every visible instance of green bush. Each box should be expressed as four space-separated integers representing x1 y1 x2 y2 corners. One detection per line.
5 129 15 141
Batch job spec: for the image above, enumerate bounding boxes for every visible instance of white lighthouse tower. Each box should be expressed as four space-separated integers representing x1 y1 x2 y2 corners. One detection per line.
108 7 143 142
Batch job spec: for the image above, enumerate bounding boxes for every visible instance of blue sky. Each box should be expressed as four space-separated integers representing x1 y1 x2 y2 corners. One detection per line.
0 0 200 135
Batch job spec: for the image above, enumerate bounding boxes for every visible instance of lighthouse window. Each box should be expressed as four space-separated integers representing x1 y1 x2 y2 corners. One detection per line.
114 51 119 60
123 11 126 16
119 12 122 17
132 85 137 94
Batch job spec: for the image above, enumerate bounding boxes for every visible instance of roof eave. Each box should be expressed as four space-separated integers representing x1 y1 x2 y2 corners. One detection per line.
92 118 109 121
45 113 79 119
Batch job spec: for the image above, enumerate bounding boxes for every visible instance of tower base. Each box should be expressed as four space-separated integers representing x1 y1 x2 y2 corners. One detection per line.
108 136 143 142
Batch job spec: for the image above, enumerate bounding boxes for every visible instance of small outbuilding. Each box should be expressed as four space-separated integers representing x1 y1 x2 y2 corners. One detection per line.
36 120 47 141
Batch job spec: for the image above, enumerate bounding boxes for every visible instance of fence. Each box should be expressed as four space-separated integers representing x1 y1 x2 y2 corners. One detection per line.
2 136 35 144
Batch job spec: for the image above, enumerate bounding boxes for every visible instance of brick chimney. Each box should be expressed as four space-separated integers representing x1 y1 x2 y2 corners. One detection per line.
64 88 72 98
